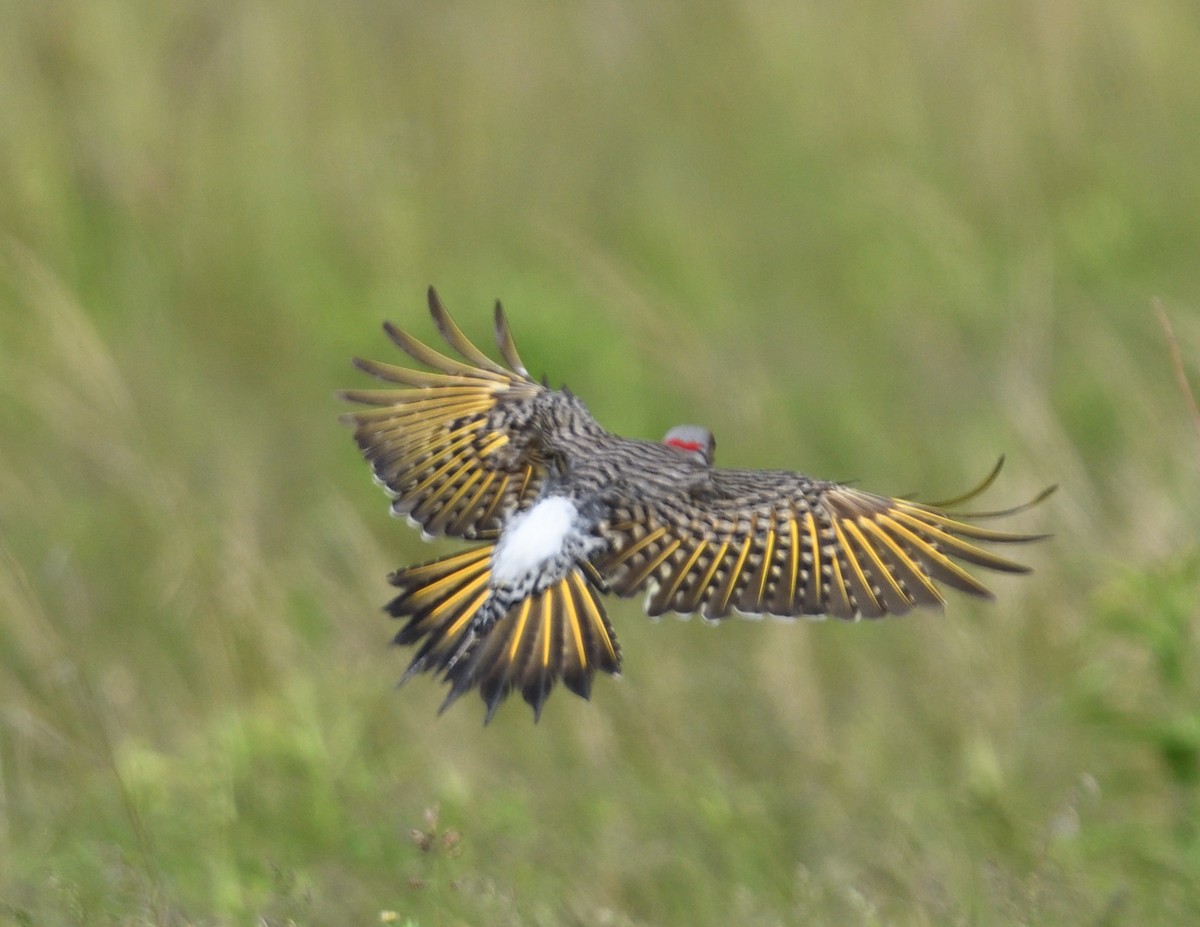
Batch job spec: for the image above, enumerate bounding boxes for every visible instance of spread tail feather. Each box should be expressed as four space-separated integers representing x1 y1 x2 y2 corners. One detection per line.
387 548 621 722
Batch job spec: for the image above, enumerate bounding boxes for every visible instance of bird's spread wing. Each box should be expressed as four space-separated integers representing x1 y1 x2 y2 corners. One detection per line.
340 287 548 539
596 458 1054 620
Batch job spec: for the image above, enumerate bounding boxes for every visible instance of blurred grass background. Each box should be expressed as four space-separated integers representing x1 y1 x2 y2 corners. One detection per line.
1 0 1199 923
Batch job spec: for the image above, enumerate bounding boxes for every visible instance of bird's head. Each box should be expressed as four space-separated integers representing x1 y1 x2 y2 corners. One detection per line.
662 424 716 467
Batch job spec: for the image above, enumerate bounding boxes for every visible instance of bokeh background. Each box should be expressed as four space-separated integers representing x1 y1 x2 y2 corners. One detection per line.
2 1 1199 924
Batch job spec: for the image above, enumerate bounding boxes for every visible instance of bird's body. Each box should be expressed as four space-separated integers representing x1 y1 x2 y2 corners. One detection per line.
342 288 1052 722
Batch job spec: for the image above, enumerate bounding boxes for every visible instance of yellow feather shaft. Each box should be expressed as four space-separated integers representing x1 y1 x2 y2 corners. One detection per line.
840 519 911 605
447 471 499 534
438 584 492 645
857 518 944 602
365 394 496 418
406 452 478 501
570 572 616 663
562 578 587 669
897 503 1046 542
605 526 670 571
876 514 991 594
784 516 801 612
692 540 730 607
714 531 754 615
540 591 554 669
350 357 497 388
425 471 483 524
624 537 682 590
394 546 490 582
889 510 1029 571
831 520 881 612
755 517 777 607
805 512 822 604
507 598 533 663
340 386 497 409
382 322 512 383
477 473 511 525
658 541 709 607
412 566 491 615
381 429 482 480
477 433 509 457
826 544 852 614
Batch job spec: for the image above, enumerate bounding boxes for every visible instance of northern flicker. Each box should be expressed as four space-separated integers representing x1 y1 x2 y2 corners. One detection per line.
341 288 1053 722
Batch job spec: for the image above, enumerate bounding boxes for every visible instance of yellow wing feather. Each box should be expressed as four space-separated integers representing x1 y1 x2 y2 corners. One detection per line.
341 287 547 540
598 460 1052 622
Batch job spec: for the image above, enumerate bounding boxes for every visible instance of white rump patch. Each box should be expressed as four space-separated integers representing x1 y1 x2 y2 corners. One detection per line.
491 496 579 584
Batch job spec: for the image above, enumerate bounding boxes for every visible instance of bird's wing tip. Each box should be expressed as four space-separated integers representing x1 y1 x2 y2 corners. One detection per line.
493 298 530 376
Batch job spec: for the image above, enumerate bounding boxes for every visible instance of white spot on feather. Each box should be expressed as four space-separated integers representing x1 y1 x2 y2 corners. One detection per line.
491 496 578 585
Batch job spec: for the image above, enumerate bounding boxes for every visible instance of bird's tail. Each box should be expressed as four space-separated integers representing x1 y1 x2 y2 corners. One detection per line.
387 546 621 722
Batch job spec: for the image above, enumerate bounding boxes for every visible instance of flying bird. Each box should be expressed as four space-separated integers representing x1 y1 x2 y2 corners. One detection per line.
341 288 1053 722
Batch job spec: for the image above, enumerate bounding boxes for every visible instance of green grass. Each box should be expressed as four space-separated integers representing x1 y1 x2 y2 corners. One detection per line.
2 0 1200 923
